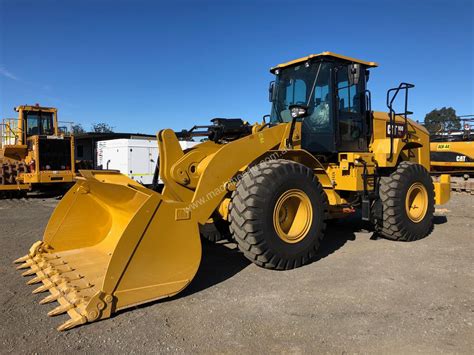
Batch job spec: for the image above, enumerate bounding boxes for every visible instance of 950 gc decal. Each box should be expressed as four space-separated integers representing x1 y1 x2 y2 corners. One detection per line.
386 122 406 138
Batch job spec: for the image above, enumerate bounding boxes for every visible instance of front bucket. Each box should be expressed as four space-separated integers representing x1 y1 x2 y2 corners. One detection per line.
14 170 201 330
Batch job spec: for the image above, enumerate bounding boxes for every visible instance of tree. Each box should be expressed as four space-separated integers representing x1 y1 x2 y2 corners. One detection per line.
71 123 85 134
92 123 114 133
424 107 461 134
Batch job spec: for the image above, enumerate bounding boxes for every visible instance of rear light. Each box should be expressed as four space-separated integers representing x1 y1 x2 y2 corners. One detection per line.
29 160 36 173
66 165 70 170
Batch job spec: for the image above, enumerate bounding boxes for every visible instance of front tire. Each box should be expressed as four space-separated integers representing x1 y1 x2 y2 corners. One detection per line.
378 161 435 241
229 160 327 270
200 214 231 242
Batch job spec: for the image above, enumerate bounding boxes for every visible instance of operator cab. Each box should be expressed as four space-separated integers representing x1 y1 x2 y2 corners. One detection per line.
15 105 57 139
269 52 378 157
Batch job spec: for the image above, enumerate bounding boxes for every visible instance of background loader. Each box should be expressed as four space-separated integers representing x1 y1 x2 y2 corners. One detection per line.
0 105 75 196
15 52 451 331
430 116 474 193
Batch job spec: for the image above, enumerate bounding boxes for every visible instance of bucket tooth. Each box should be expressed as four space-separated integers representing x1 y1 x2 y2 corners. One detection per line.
48 303 73 317
13 255 30 264
57 315 86 331
16 261 33 269
32 283 53 294
39 293 60 305
21 267 39 277
27 275 46 285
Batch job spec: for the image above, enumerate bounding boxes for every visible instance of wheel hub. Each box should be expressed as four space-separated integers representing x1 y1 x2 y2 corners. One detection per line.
405 182 428 223
273 189 313 243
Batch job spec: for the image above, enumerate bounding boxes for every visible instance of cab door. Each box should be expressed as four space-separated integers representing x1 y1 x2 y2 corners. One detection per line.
334 66 367 152
300 62 337 154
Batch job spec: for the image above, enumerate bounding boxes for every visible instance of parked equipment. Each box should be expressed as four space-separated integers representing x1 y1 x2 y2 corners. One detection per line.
0 105 75 196
96 138 198 186
15 52 451 330
430 116 474 193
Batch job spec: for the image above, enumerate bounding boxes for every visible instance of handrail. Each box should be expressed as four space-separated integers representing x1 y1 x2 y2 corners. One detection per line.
1 119 22 147
364 89 372 140
386 82 415 161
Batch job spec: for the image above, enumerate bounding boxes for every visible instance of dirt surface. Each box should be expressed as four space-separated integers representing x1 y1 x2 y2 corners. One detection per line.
1 193 473 353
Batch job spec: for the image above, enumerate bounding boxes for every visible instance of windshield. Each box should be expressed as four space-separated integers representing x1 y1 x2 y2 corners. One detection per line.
24 111 55 136
270 62 332 130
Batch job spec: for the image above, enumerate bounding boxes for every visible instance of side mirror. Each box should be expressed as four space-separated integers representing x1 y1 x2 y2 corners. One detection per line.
289 104 309 120
268 81 275 102
348 63 361 85
365 69 370 82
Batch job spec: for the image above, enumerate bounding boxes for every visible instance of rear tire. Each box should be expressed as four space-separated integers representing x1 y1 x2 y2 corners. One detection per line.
378 161 435 241
229 160 327 270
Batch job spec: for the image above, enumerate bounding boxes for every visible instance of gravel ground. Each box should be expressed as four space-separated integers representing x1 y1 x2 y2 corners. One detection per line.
0 193 473 353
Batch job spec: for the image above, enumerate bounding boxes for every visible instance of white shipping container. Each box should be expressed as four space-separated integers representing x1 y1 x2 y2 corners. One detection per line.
96 138 198 186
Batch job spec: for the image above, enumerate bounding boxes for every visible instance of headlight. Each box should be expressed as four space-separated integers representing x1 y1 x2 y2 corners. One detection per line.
289 105 308 119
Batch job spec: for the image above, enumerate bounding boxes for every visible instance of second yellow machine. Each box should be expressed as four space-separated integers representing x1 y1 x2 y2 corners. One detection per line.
430 117 474 193
15 52 450 330
0 105 75 195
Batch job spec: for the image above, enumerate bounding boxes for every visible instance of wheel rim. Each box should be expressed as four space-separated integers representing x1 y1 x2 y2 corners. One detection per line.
405 182 428 223
273 189 313 243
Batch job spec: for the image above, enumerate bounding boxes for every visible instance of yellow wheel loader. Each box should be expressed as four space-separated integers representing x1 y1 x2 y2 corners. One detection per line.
430 117 474 193
0 105 75 197
14 52 451 331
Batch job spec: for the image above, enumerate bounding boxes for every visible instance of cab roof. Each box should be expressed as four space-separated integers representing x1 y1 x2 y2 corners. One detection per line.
270 51 378 73
14 105 57 112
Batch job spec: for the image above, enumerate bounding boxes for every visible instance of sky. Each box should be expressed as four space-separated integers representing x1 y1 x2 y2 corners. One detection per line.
0 0 473 134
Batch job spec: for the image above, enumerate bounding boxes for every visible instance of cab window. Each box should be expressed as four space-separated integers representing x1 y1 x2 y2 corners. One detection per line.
285 79 307 106
304 79 331 132
25 112 54 136
336 67 361 113
26 115 39 135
